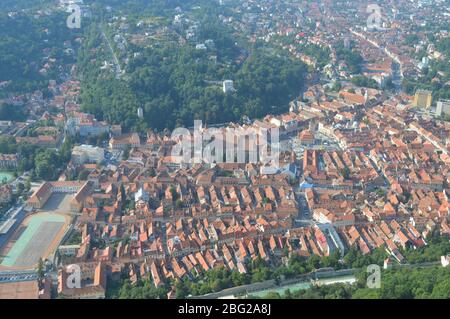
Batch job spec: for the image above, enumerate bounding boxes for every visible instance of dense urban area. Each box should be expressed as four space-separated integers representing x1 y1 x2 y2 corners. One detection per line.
0 0 448 299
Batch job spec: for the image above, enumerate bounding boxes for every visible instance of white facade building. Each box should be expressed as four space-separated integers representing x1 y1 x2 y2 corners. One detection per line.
135 187 150 203
436 100 450 117
72 144 105 165
223 80 235 93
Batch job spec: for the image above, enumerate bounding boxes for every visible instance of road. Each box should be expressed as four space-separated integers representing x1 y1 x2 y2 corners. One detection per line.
350 29 403 93
99 24 122 79
293 189 314 227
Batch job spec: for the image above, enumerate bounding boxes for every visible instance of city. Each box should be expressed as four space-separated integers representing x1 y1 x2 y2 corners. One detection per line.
0 0 448 301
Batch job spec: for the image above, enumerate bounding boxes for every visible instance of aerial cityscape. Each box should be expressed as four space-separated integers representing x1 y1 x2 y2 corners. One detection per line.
0 0 448 301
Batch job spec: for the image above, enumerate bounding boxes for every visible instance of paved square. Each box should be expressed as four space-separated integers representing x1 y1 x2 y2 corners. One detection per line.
0 213 68 269
41 193 73 213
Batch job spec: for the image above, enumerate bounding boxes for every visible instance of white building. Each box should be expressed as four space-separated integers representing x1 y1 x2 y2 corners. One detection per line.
195 44 207 50
137 107 144 119
260 164 279 175
223 80 235 93
60 0 84 5
441 255 449 267
65 114 110 137
436 100 450 117
72 144 105 165
134 187 150 203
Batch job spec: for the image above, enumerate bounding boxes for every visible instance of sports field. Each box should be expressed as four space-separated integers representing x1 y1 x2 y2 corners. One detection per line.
0 213 68 269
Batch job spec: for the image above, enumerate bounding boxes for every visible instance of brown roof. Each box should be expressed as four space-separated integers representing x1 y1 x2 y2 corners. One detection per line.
0 281 40 299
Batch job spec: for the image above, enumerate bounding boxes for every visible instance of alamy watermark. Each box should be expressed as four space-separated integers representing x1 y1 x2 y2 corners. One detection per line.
171 120 280 168
366 4 383 30
366 264 381 289
66 4 82 29
65 264 81 289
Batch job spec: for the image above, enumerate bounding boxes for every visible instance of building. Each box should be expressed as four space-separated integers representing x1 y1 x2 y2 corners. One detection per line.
0 184 13 203
27 181 93 211
66 112 110 137
299 129 315 146
109 133 141 150
78 120 109 137
110 125 122 137
0 153 19 170
413 89 432 109
441 255 449 267
0 278 51 299
135 187 150 202
196 43 207 50
58 244 81 257
223 80 235 94
57 262 107 299
72 145 105 165
436 99 450 117
383 257 393 269
137 107 144 119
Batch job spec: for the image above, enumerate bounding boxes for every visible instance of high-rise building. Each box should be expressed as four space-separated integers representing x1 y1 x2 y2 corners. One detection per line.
413 89 432 109
436 100 450 117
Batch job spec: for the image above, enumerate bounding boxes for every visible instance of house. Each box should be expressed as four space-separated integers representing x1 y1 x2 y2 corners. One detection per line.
0 185 13 203
0 278 51 299
57 262 107 299
299 129 315 145
0 154 19 170
134 187 150 203
109 133 141 150
66 112 110 137
280 163 297 179
383 257 393 269
72 145 105 165
27 181 93 211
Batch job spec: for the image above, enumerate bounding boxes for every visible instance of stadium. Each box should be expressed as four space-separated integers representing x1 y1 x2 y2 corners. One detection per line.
0 181 93 271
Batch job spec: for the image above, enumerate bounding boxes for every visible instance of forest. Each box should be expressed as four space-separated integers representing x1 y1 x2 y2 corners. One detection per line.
0 11 82 98
402 36 450 101
258 266 450 299
78 12 306 132
0 135 73 181
107 235 449 299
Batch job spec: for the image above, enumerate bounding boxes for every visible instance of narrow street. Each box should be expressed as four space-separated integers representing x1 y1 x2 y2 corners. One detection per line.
99 24 122 79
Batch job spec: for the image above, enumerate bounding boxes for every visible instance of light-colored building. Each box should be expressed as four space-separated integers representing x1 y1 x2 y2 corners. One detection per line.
0 153 19 170
413 89 432 109
223 80 235 94
442 255 449 267
72 145 105 165
0 278 51 299
134 187 150 202
66 112 110 137
78 120 109 137
58 244 81 257
27 181 93 212
137 107 144 119
0 184 13 203
436 99 450 117
109 133 141 150
299 129 315 146
58 262 107 299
